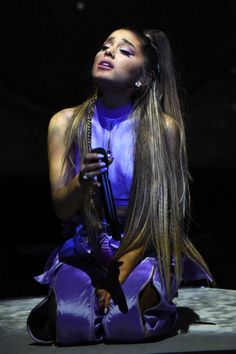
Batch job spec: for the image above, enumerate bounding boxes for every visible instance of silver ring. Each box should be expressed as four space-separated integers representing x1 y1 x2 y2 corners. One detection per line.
82 173 89 181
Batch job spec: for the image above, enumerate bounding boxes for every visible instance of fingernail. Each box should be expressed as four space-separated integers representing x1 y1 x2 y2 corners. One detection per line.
104 307 109 315
100 167 107 172
97 154 104 158
99 162 106 167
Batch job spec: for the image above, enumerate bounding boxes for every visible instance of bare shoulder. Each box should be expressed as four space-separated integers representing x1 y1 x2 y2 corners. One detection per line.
163 113 178 132
163 114 180 153
48 107 76 132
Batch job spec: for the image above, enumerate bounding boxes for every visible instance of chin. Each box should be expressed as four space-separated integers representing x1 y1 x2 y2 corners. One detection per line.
93 76 116 90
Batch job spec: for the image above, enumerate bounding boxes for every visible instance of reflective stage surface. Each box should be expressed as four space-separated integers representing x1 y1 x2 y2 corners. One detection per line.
0 287 236 354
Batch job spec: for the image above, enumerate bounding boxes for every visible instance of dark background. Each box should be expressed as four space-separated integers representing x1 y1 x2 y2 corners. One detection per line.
0 0 235 298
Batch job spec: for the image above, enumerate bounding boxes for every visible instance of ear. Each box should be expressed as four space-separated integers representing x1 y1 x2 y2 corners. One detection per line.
135 70 153 88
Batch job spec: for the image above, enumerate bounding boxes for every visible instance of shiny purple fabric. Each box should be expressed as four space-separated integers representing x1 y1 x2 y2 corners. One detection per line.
53 257 177 344
92 99 134 207
32 231 211 345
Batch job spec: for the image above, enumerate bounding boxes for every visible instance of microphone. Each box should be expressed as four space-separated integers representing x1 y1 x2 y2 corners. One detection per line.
91 147 121 240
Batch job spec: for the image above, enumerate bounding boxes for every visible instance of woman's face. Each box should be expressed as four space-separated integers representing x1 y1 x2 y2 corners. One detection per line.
92 29 145 92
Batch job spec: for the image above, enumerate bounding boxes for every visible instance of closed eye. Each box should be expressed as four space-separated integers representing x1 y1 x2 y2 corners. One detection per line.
100 44 134 56
101 45 110 51
120 48 134 57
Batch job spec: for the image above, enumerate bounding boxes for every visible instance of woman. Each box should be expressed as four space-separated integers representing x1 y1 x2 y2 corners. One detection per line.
27 28 213 345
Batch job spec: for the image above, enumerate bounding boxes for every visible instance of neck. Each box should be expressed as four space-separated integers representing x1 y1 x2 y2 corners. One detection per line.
100 96 131 108
99 91 132 109
96 97 132 119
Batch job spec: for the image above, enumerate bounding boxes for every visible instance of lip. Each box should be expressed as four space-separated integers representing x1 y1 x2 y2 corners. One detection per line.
97 60 114 70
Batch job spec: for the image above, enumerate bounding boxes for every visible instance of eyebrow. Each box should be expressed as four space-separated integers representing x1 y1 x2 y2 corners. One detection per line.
105 36 136 49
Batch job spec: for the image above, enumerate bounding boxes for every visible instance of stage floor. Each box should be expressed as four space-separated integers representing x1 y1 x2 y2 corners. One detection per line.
0 287 236 354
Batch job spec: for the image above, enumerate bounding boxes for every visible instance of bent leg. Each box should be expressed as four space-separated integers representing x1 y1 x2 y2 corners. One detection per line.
103 257 177 342
53 264 101 345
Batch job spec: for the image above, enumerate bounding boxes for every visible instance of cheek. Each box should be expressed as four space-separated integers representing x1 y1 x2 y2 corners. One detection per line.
120 62 142 80
92 54 100 72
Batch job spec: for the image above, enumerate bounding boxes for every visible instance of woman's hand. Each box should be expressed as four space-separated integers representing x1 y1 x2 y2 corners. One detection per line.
95 288 111 313
79 152 113 187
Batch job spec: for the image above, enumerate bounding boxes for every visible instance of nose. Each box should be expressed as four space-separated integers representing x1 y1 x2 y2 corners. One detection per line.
104 47 115 59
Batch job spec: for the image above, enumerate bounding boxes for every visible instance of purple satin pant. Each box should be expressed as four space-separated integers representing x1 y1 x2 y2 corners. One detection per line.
53 256 178 345
28 231 211 345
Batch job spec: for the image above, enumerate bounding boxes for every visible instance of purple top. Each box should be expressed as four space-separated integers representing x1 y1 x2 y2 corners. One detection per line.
92 99 134 206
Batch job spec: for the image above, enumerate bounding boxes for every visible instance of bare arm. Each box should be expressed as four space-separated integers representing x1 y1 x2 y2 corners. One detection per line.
163 113 180 160
48 108 106 220
48 108 83 220
96 246 144 311
118 246 144 284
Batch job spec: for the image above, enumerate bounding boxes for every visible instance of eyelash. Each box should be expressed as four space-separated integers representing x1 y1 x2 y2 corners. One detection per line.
100 45 134 57
101 45 109 51
120 49 133 56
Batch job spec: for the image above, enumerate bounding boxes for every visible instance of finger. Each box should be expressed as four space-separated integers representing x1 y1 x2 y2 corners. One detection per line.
84 161 107 173
80 172 94 184
82 168 107 184
84 153 104 163
104 293 111 308
91 180 101 188
80 165 107 185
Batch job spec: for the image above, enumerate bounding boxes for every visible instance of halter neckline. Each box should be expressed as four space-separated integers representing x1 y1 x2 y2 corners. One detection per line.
96 98 133 120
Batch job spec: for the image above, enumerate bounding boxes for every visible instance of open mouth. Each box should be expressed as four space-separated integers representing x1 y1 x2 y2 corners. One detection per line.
97 61 114 69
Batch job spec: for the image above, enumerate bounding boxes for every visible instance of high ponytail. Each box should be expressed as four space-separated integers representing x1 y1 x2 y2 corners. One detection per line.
114 28 214 298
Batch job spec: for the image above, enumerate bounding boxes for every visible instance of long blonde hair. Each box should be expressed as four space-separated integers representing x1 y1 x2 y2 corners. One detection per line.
63 28 213 298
